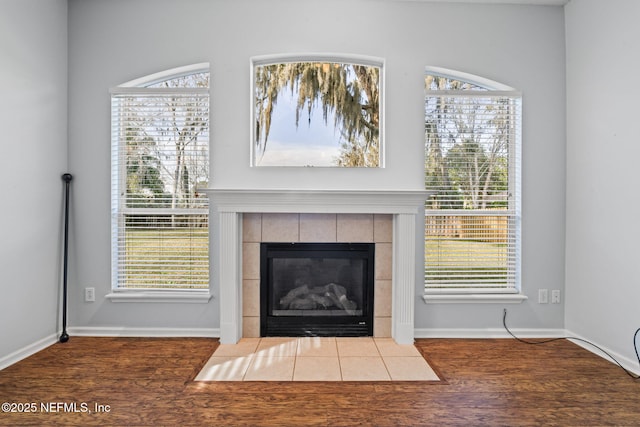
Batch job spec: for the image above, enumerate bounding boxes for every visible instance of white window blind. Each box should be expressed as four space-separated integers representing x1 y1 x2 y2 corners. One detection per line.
424 74 521 293
111 77 209 290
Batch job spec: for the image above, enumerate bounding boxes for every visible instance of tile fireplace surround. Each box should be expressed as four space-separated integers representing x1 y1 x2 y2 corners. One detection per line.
204 189 429 345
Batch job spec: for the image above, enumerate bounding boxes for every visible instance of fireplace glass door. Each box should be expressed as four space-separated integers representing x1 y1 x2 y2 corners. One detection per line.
260 243 374 336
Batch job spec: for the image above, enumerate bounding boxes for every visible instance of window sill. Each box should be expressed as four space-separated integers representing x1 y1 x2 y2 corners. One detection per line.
105 291 213 304
422 293 528 304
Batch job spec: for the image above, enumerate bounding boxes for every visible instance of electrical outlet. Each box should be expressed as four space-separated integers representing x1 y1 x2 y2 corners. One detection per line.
85 287 95 302
538 289 548 304
551 289 561 304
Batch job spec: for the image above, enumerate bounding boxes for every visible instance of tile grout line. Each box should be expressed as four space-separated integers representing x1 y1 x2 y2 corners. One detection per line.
291 338 296 381
240 338 258 381
334 338 344 380
374 337 393 381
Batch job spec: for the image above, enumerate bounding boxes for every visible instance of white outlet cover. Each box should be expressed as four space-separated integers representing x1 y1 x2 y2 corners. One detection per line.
538 289 548 304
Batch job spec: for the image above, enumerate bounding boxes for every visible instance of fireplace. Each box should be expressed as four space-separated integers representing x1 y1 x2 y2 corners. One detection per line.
203 188 429 344
260 242 375 337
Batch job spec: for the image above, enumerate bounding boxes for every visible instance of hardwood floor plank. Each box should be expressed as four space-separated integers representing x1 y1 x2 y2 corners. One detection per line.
1 337 639 426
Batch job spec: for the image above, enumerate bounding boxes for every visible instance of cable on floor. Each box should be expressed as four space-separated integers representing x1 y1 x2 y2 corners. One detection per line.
502 308 640 380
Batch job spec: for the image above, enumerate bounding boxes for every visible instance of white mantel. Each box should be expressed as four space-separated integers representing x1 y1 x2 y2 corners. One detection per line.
203 188 429 345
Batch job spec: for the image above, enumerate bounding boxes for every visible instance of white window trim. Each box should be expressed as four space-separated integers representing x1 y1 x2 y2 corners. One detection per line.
424 66 516 91
105 290 212 304
423 292 528 304
423 67 523 303
119 62 210 88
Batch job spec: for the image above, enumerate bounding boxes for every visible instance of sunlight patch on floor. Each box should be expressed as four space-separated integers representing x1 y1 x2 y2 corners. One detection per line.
195 337 440 382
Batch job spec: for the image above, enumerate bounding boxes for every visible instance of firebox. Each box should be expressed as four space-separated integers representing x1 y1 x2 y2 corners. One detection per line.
260 242 375 337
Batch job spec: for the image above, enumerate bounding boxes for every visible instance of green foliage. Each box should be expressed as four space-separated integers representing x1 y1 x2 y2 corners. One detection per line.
125 127 171 208
336 133 380 167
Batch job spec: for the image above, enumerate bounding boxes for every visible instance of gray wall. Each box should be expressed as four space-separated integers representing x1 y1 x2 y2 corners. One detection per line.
66 0 566 335
5 0 638 374
565 0 640 367
0 0 68 363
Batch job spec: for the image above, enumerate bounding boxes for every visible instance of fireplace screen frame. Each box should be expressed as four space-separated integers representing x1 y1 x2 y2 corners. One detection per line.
260 242 375 337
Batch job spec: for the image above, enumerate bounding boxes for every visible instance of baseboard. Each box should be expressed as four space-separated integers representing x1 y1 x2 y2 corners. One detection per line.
414 328 569 339
67 326 220 338
0 334 58 371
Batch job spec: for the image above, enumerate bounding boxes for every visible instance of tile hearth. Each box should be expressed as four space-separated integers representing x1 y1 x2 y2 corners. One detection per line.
195 337 440 382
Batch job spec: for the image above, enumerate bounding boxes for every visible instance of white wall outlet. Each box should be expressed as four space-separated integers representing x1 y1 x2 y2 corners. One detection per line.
85 287 95 302
538 289 548 304
551 289 561 304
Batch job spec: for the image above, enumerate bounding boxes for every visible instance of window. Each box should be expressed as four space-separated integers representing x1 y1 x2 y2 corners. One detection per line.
251 54 383 167
110 65 209 292
424 68 521 295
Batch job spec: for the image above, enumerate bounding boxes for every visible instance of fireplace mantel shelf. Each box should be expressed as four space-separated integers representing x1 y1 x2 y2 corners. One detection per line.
203 188 431 345
202 188 430 214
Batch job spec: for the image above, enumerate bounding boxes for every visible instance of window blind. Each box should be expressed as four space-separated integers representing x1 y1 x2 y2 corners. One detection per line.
424 85 521 293
111 87 209 290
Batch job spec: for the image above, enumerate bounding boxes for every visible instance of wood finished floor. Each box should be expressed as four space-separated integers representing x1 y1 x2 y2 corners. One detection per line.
0 337 639 426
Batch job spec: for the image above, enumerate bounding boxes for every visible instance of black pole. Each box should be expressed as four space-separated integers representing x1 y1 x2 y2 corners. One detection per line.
60 173 73 343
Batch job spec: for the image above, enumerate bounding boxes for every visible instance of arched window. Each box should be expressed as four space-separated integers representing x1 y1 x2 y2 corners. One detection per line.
110 64 210 292
251 54 383 167
424 67 521 295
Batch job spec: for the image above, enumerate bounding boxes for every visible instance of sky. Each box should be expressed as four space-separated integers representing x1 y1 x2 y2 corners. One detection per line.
255 87 343 167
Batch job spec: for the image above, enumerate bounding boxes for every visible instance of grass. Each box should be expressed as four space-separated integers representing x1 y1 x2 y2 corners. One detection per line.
122 227 209 289
425 238 511 286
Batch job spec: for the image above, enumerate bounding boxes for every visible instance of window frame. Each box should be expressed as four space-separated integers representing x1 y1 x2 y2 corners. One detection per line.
422 67 525 304
107 64 212 303
250 53 385 168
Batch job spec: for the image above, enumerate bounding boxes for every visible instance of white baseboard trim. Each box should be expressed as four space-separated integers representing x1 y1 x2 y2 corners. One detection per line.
67 326 220 338
414 328 569 339
0 334 58 371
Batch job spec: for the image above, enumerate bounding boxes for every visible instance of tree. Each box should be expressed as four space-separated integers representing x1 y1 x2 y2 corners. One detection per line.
254 61 380 166
121 72 209 229
336 133 379 167
425 75 510 210
446 140 508 209
425 76 455 209
152 73 208 211
125 127 169 209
